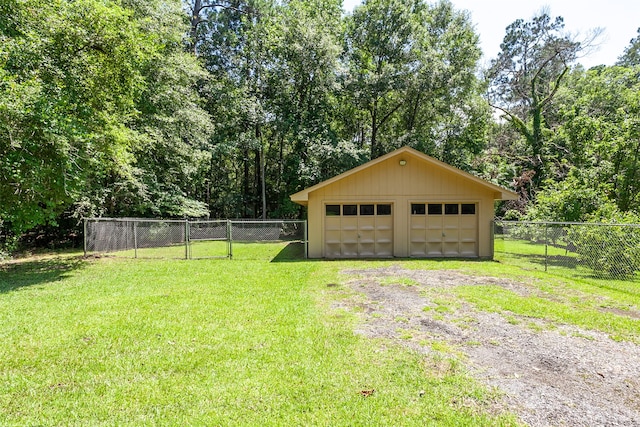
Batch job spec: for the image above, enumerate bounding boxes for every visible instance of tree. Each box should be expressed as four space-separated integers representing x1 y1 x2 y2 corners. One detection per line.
0 0 214 246
345 0 417 159
185 0 247 55
486 12 583 190
0 0 149 236
345 0 487 164
617 27 640 66
550 65 640 213
392 0 488 170
266 0 366 213
197 0 362 219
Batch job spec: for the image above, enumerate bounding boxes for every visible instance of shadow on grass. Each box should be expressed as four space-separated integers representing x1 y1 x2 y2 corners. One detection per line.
271 247 507 264
270 242 307 263
0 256 86 293
499 251 579 269
499 251 640 284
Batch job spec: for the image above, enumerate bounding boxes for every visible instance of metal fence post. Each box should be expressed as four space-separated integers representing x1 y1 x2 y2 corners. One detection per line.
490 220 495 261
544 223 548 272
304 220 308 259
134 220 138 259
185 219 189 260
83 218 88 257
228 220 233 259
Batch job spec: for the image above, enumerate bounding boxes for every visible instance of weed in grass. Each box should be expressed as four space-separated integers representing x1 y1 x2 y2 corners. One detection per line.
435 305 455 314
505 316 520 325
397 329 413 340
452 315 478 330
430 340 460 355
571 331 596 341
431 313 445 321
379 276 418 287
526 322 546 332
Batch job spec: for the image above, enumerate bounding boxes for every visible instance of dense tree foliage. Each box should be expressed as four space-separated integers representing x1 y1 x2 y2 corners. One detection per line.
617 27 640 66
0 0 212 249
1 1 639 252
485 12 582 195
344 0 488 167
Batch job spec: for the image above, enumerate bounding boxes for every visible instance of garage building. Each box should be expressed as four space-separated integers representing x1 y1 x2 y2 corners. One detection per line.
290 146 518 259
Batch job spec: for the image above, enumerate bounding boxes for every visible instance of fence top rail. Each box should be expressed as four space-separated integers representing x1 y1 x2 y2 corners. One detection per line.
84 218 307 225
189 220 228 225
229 220 304 224
85 217 188 223
495 220 640 228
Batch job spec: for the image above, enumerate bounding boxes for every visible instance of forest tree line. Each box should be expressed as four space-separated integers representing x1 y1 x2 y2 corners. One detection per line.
1 0 639 252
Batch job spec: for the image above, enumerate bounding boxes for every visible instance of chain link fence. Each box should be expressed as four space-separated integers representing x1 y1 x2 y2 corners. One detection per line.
84 218 307 260
493 220 640 281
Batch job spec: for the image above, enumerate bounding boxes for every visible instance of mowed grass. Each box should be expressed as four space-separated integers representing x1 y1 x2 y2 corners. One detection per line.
0 249 518 426
489 238 640 342
3 240 640 425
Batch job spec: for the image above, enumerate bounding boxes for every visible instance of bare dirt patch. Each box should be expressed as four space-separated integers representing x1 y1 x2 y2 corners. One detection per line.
338 266 640 427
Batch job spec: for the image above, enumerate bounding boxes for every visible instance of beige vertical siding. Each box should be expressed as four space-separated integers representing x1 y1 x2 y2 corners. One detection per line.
296 148 515 259
306 152 494 257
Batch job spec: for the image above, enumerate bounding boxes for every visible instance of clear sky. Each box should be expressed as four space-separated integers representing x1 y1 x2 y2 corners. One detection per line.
342 0 640 69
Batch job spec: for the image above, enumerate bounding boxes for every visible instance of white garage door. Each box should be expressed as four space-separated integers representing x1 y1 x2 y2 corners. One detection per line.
409 203 477 257
324 203 393 258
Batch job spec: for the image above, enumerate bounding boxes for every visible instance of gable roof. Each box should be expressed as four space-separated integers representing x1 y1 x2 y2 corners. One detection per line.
290 146 518 204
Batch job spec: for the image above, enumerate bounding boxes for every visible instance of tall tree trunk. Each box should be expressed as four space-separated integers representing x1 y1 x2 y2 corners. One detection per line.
531 104 544 186
189 0 203 55
243 147 250 218
256 123 266 220
371 100 378 159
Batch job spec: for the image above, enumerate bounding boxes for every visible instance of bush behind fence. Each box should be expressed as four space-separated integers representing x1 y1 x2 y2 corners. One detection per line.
84 218 307 260
494 220 640 281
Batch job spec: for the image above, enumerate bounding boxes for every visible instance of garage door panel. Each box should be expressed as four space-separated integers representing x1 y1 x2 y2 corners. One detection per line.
372 213 393 257
443 216 458 229
411 242 428 257
340 241 357 256
459 230 476 241
443 241 460 256
377 228 393 239
324 217 341 258
358 242 375 257
409 213 426 256
325 204 394 258
375 243 393 257
427 221 442 229
426 242 443 256
443 232 459 243
410 203 478 258
459 242 477 256
326 217 341 230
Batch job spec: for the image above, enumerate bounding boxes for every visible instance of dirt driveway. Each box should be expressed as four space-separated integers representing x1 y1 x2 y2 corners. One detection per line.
338 266 640 427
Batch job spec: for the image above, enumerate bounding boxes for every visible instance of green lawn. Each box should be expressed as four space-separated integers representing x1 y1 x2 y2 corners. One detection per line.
2 243 640 425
